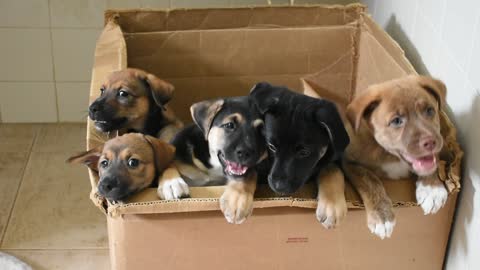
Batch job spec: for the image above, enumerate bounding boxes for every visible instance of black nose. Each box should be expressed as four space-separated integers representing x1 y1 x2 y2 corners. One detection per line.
268 174 295 195
235 146 252 160
98 177 118 195
89 102 102 114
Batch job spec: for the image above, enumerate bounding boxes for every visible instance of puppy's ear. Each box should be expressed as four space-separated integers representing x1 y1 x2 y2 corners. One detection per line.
346 88 381 132
190 99 224 140
417 76 447 109
66 146 103 173
315 101 350 160
249 82 280 114
144 135 175 172
136 70 174 107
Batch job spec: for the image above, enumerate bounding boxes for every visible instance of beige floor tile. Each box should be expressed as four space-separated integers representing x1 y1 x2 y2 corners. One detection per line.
2 152 107 249
0 124 39 152
3 249 110 270
32 124 87 153
0 152 29 243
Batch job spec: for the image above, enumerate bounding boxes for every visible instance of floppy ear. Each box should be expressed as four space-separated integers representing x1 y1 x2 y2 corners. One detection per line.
190 99 224 140
144 135 175 172
135 70 174 107
346 88 381 132
66 146 103 173
315 100 350 161
417 76 447 109
249 82 280 114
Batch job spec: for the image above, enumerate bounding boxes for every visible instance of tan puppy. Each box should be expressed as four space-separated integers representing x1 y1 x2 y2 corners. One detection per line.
89 68 183 141
344 75 448 239
68 133 176 201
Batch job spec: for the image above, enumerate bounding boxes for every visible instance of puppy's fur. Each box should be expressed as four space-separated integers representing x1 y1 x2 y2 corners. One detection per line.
158 96 267 224
68 133 175 201
344 75 448 239
89 68 183 140
250 82 350 229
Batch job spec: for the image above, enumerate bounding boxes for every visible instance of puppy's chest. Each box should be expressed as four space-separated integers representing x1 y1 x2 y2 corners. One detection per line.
380 161 411 179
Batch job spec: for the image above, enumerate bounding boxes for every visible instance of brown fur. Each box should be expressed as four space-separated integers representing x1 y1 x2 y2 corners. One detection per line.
343 75 448 238
219 172 257 224
315 164 347 229
68 133 175 200
94 68 183 140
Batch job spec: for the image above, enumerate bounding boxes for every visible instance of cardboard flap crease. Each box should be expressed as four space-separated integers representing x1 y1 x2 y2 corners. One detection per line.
87 5 462 217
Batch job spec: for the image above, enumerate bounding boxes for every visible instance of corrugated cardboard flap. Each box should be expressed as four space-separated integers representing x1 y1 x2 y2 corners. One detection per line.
104 4 366 33
106 179 418 217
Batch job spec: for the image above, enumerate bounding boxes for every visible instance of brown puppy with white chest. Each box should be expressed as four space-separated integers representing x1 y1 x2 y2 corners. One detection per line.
67 133 176 201
344 75 448 239
89 68 183 141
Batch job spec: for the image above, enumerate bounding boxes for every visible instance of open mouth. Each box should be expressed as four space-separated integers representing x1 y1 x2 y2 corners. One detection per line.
401 153 437 175
92 118 128 132
218 152 250 176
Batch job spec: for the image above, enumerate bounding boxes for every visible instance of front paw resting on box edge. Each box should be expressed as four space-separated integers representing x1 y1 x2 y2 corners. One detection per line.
316 195 347 229
220 187 254 224
416 178 448 215
157 177 190 200
367 200 396 239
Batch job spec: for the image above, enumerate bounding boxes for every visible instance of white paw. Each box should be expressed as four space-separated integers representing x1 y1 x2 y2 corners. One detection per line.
368 219 396 240
157 177 190 200
316 197 347 229
416 181 448 215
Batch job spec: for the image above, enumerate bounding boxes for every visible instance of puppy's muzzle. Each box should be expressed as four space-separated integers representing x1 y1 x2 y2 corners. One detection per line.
268 174 297 195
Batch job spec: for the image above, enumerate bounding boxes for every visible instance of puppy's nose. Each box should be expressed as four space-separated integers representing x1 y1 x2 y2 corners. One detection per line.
420 137 436 151
89 102 102 114
98 177 118 195
235 147 251 160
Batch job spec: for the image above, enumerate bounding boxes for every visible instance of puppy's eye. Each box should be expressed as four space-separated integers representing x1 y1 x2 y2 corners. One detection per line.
296 146 311 158
267 142 277 153
118 90 129 98
128 158 139 168
100 160 109 168
100 86 105 95
221 122 235 130
389 116 405 128
425 106 436 117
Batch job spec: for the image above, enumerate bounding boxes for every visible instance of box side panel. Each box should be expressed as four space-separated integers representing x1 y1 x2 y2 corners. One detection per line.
125 26 355 122
108 198 456 270
106 5 365 33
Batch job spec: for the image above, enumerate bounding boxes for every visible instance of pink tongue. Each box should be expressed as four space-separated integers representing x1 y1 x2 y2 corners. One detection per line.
412 155 436 172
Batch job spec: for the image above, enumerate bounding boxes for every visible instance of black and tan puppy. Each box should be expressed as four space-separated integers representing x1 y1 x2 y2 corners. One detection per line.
68 133 175 201
158 96 267 224
250 82 350 229
89 68 183 140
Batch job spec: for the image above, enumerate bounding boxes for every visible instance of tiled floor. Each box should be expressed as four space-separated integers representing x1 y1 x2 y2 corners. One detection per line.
0 123 110 269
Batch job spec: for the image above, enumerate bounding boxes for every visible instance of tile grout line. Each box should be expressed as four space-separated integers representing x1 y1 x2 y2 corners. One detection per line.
0 126 39 248
47 0 60 123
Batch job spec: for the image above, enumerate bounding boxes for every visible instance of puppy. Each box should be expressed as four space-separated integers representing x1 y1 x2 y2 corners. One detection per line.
68 133 175 201
158 96 267 224
89 68 183 140
344 75 448 239
250 82 350 229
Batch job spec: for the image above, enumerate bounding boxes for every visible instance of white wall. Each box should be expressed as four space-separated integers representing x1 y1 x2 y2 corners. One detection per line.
362 0 480 269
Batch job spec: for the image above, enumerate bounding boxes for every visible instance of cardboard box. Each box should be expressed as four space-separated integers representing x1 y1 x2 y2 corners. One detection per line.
86 4 463 270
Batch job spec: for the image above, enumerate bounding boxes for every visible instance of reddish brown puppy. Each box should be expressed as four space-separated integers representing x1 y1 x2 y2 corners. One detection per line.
344 75 448 239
